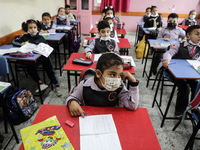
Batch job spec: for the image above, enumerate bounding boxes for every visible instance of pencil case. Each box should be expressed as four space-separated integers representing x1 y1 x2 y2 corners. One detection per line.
72 58 93 66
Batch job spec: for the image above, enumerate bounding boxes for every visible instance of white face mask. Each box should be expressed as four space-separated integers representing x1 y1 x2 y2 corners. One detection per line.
190 15 196 20
109 14 114 18
27 30 38 36
151 14 158 17
59 14 65 19
100 74 121 91
110 24 113 29
146 13 151 17
189 40 198 46
100 36 111 41
43 22 51 26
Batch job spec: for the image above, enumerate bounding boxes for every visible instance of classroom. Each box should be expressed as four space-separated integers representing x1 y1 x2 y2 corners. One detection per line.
0 0 200 149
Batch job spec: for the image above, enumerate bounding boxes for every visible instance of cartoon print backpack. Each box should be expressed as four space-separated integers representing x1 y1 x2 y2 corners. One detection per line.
4 87 38 125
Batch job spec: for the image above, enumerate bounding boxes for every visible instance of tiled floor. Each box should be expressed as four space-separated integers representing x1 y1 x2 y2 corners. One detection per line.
1 33 200 150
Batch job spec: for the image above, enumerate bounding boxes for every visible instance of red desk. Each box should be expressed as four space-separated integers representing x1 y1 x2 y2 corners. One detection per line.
89 28 127 38
19 105 161 150
178 25 189 30
63 53 135 91
82 37 131 55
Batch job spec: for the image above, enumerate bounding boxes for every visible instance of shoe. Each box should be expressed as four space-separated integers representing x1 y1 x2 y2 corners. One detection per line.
35 84 48 92
175 111 183 118
55 86 62 97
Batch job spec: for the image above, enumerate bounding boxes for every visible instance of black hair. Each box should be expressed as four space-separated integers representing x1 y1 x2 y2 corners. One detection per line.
103 16 113 22
22 19 41 32
58 7 65 13
65 4 70 9
189 10 196 15
168 13 179 19
146 7 151 12
97 21 110 32
96 53 123 75
42 12 51 19
104 6 115 16
151 5 157 11
186 25 200 35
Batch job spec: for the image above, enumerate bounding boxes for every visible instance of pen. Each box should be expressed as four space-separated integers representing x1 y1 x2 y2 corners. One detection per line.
83 112 88 116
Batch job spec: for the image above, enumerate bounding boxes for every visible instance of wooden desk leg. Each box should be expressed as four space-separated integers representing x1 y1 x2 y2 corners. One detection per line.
160 83 176 128
67 71 71 92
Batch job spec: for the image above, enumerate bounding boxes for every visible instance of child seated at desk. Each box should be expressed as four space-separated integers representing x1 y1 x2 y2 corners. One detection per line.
12 19 62 97
40 12 56 33
53 7 70 25
152 13 186 75
66 53 139 117
85 21 119 59
65 4 75 21
103 15 118 40
181 10 197 26
143 7 151 22
162 25 200 116
99 6 123 29
144 5 162 28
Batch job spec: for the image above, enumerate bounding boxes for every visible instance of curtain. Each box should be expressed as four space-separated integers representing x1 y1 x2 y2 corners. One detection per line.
100 0 130 12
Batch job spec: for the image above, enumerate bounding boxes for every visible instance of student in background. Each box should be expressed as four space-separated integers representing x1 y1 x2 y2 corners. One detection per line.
143 7 151 22
181 10 197 26
103 16 118 41
40 12 56 33
53 7 70 25
99 6 123 29
162 25 200 116
66 53 139 117
12 19 62 97
65 4 76 21
84 21 119 59
144 5 162 28
152 13 186 75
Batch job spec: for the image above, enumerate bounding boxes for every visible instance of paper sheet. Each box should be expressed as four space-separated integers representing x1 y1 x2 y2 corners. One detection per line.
79 114 122 150
56 26 72 30
0 48 19 56
0 82 11 93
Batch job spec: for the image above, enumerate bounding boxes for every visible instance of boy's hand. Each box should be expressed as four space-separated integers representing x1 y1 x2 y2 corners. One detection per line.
40 29 48 33
121 71 136 83
162 60 170 68
86 52 92 59
164 38 171 41
116 12 121 19
21 42 26 46
69 100 85 117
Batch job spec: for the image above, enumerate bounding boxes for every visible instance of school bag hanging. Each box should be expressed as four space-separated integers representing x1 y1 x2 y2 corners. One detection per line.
135 35 148 59
4 87 38 125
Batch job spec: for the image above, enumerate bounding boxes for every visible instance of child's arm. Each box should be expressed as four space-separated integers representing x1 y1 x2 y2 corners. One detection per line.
84 40 95 58
181 19 186 25
66 18 70 25
69 13 76 21
179 28 186 40
53 17 57 25
156 28 165 40
66 80 85 117
47 22 56 33
117 72 139 111
12 34 27 47
113 40 119 54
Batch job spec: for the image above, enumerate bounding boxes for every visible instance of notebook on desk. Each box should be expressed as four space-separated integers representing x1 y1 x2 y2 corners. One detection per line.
0 82 11 93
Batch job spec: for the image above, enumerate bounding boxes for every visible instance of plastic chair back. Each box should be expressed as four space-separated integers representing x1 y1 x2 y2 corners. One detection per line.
0 56 9 76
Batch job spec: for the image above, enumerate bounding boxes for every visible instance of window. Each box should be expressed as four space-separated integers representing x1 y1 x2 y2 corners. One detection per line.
94 0 101 7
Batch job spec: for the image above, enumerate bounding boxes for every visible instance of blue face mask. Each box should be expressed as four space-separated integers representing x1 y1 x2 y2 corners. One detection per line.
43 22 51 26
190 15 196 20
27 30 38 36
109 14 114 18
59 14 65 19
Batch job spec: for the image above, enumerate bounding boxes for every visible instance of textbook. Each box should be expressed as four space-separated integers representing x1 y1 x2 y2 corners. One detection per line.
56 26 72 30
150 42 170 48
186 59 200 73
20 116 74 150
0 82 11 93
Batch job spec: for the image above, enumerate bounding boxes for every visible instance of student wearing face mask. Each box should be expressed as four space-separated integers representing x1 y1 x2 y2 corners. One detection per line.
66 53 139 117
143 7 151 22
144 5 162 28
12 19 62 97
53 7 70 25
181 10 197 26
151 13 186 75
99 6 123 29
84 21 119 59
40 12 56 33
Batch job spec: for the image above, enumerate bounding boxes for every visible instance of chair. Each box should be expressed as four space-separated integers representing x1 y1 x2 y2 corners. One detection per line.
0 56 19 149
172 81 200 150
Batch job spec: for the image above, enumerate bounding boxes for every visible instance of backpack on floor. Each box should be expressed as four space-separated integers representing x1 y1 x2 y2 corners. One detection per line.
4 87 38 125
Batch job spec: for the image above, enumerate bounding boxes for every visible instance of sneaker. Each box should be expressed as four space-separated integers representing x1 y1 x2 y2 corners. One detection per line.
55 86 62 97
35 84 48 92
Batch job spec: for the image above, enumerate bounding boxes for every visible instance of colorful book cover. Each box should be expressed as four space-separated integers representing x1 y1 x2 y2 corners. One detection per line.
20 116 74 150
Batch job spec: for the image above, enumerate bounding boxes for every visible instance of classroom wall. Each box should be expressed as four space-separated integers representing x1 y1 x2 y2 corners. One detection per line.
0 0 65 37
92 0 200 32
